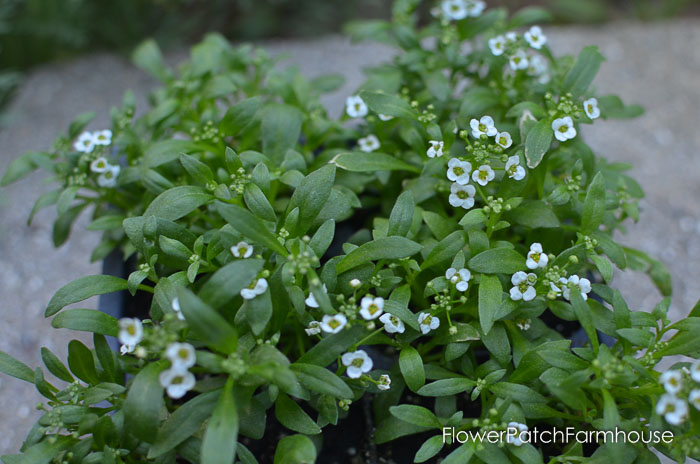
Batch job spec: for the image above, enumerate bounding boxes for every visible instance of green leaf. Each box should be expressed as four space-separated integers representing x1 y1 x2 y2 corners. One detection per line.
333 152 420 173
508 200 559 228
143 140 205 168
86 214 125 231
45 275 129 317
417 378 475 397
297 325 366 367
180 153 214 185
0 351 34 383
616 328 653 347
591 255 613 283
479 275 503 334
570 290 599 353
201 379 238 464
421 231 466 270
459 87 499 118
149 390 220 458
275 393 321 435
287 164 336 236
243 290 272 335
273 435 317 464
309 219 335 258
359 90 418 119
143 186 212 221
131 39 170 81
244 183 277 222
388 191 415 237
389 405 440 428
216 202 288 256
581 172 606 234
383 300 420 331
124 361 165 443
261 104 303 163
400 346 425 392
489 382 547 403
40 347 73 383
525 119 553 168
459 209 487 227
468 248 525 274
337 236 422 274
290 363 353 399
94 334 117 383
219 96 261 136
415 435 445 463
67 340 98 385
1 152 41 186
563 46 605 97
624 247 672 296
200 259 264 308
177 288 238 354
51 309 118 336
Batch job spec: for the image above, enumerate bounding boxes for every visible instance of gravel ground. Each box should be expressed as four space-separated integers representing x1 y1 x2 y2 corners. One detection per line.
0 20 699 460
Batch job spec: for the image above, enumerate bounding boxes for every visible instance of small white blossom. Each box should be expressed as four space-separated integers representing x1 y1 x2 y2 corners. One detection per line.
380 313 405 334
418 312 440 334
516 318 532 331
377 374 392 391
496 131 512 149
661 370 683 395
505 155 526 181
449 183 476 210
159 367 196 399
90 157 110 173
320 314 347 334
524 26 547 49
350 278 362 289
427 140 444 158
505 32 518 42
506 422 529 447
305 284 328 308
358 134 380 153
346 95 368 118
509 50 530 71
341 350 373 379
378 114 393 121
97 165 120 188
118 318 143 348
171 297 185 321
465 0 486 17
527 54 548 77
305 321 321 336
472 164 495 186
447 158 472 185
74 131 95 153
165 342 196 370
240 278 268 300
559 275 592 301
360 296 385 320
584 98 600 120
691 359 700 382
488 35 507 56
442 0 468 20
552 116 577 142
470 115 498 138
656 393 688 426
231 241 253 258
120 344 135 355
689 389 700 411
93 129 113 146
526 243 548 269
446 267 471 292
510 271 537 301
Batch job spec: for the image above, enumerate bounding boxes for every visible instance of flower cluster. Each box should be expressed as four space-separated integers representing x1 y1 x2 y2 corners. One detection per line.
656 360 700 426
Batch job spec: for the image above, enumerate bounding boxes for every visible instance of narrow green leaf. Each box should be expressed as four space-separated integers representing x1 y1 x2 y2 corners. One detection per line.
468 248 525 274
291 363 353 399
525 119 553 168
287 164 336 236
417 378 475 397
177 289 238 354
201 379 238 464
143 186 212 221
273 435 317 464
244 183 277 222
40 347 73 383
337 236 422 274
261 104 303 163
570 290 599 353
216 202 288 256
200 259 264 308
399 346 425 392
421 230 466 270
333 152 420 173
581 172 606 234
389 404 440 428
563 46 605 97
388 191 415 237
51 309 118 336
0 351 34 383
479 275 503 334
508 200 559 228
180 153 214 185
67 340 98 385
219 96 261 136
46 275 129 317
359 90 418 119
275 393 321 435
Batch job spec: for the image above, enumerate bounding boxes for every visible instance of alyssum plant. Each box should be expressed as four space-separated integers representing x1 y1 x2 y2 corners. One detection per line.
2 0 699 462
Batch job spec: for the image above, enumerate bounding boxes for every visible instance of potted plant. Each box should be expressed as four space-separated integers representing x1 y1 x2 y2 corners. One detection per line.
1 1 699 463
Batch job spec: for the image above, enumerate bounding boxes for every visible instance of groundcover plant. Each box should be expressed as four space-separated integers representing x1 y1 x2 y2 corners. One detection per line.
1 0 700 463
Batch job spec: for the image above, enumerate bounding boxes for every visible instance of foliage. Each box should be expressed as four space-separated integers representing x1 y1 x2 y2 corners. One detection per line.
2 0 700 463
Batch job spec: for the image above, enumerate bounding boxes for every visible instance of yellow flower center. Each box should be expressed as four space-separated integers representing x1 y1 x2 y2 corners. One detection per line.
329 319 340 329
368 304 380 315
478 170 488 180
178 348 189 359
453 166 464 176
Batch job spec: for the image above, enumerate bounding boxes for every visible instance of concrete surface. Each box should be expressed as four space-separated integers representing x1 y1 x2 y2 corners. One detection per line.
0 19 699 460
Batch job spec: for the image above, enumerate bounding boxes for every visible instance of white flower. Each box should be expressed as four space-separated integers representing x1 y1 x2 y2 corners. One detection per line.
305 321 321 336
159 367 196 399
584 98 600 120
559 275 592 301
231 241 253 258
74 131 95 153
660 370 683 395
465 0 486 17
524 26 547 49
320 314 347 334
527 54 548 77
341 350 373 379
552 116 577 142
427 140 444 158
526 243 548 269
165 342 196 370
656 393 688 426
496 131 512 149
691 359 700 382
240 278 268 300
346 95 368 118
358 134 380 153
90 157 110 173
120 344 135 355
305 284 328 308
446 158 472 185
97 165 120 188
489 35 506 56
689 389 700 411
379 313 405 334
516 318 532 331
442 0 468 20
171 297 185 321
506 422 529 447
377 374 392 391
505 32 518 42
418 312 440 334
510 271 537 302
472 164 495 186
350 278 362 289
93 129 113 146
446 267 471 292
548 282 562 298
505 155 526 181
509 50 530 71
360 296 385 320
470 115 498 138
449 183 476 210
118 318 143 347
378 114 393 121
